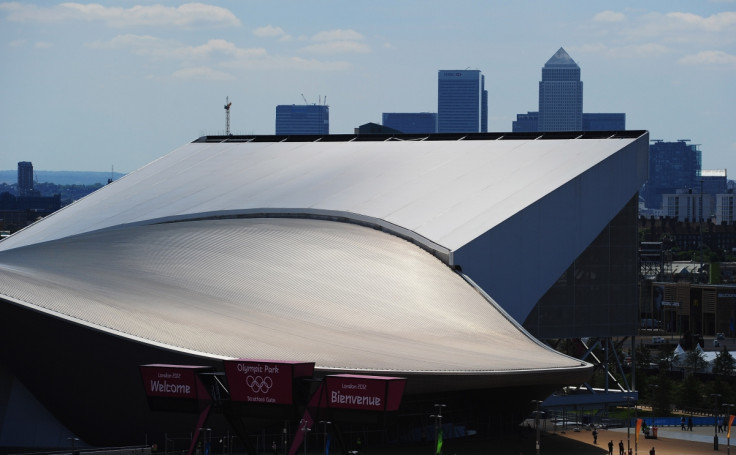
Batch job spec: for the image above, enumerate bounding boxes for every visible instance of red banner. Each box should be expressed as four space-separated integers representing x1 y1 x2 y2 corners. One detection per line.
324 374 406 411
224 359 314 405
139 364 210 399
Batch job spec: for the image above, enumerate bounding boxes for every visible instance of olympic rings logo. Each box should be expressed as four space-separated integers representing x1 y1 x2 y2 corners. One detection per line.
246 375 273 393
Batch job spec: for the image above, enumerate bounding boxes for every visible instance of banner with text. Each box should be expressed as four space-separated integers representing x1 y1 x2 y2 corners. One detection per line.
224 359 314 405
324 374 406 411
139 364 212 400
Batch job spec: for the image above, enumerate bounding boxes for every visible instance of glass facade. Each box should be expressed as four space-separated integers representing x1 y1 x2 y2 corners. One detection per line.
275 105 329 135
524 195 640 339
538 48 583 132
382 112 437 133
641 140 702 210
437 70 487 133
582 113 626 131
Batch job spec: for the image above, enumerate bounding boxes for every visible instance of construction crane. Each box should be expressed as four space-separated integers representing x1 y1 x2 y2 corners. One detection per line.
224 97 232 135
301 93 309 105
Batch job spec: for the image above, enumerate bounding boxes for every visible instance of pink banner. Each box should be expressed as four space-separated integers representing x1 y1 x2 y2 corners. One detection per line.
324 374 406 411
224 359 314 405
139 364 210 399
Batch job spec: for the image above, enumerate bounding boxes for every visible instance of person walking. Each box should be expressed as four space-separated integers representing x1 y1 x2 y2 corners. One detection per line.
619 440 625 455
593 428 598 444
681 416 686 430
608 440 614 455
649 446 655 455
688 416 694 431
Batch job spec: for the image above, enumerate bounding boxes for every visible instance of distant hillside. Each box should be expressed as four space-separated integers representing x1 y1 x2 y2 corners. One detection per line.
0 170 125 185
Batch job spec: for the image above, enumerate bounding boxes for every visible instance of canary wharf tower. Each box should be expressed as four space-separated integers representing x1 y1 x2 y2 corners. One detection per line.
538 48 583 131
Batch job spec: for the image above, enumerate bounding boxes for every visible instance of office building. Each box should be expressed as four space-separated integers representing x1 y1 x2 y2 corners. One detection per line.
661 189 714 222
582 113 626 131
511 112 539 133
17 162 34 197
716 193 735 224
437 70 487 133
275 104 329 135
512 50 625 133
382 112 437 133
641 140 702 210
538 48 583 131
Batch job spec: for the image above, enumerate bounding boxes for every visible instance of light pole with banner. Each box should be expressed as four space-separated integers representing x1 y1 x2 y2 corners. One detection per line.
724 403 735 455
429 403 446 455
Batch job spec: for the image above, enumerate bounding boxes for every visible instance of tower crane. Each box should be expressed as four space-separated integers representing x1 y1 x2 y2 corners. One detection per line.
224 97 232 135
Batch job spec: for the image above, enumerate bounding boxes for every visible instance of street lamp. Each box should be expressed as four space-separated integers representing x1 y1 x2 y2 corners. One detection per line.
199 428 212 455
625 396 636 454
67 437 79 455
429 404 446 455
531 400 542 455
712 394 722 450
319 421 331 455
300 419 311 455
724 403 735 455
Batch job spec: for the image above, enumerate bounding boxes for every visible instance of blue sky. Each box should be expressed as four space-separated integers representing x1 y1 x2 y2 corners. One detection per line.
0 1 734 174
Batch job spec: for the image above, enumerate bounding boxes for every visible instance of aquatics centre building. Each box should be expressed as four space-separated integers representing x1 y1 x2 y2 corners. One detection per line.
0 130 648 450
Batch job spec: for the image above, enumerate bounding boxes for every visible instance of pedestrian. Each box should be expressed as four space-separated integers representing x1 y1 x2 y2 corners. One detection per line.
628 448 632 455
608 440 613 455
593 428 598 444
619 440 624 455
649 446 655 455
681 416 686 430
272 441 278 455
688 416 694 431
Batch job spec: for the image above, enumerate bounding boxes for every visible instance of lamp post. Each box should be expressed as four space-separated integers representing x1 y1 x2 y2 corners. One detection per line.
67 437 79 455
300 419 311 455
319 421 331 455
712 393 722 450
430 403 446 455
725 403 734 455
625 396 635 454
199 428 212 455
531 399 542 455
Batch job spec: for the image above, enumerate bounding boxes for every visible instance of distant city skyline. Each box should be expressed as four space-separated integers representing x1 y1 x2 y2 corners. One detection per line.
0 1 734 173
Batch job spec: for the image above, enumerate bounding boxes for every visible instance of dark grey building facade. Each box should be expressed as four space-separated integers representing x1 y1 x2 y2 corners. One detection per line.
382 112 437 133
275 105 329 135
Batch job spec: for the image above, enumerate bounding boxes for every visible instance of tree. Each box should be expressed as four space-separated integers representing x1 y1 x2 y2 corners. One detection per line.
713 345 735 377
683 349 708 376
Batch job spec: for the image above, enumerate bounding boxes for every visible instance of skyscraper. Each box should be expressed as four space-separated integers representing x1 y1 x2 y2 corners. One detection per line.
538 48 583 131
17 161 33 197
275 105 329 135
437 70 487 133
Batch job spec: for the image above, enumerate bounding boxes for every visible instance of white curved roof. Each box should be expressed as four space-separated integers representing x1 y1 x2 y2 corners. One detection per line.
0 133 643 255
0 218 589 387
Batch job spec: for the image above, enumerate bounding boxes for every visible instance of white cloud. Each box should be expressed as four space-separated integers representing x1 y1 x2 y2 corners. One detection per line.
311 29 364 42
666 11 736 32
89 35 265 60
593 11 626 22
576 42 672 58
0 2 240 28
679 50 736 66
253 25 286 37
172 66 235 81
302 40 370 54
222 55 351 71
34 41 52 48
8 39 27 47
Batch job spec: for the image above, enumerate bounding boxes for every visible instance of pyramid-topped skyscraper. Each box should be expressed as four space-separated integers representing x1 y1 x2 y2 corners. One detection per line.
538 47 583 131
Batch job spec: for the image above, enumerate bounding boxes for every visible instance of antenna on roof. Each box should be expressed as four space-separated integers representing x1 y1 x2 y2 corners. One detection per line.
108 165 114 184
224 97 232 135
